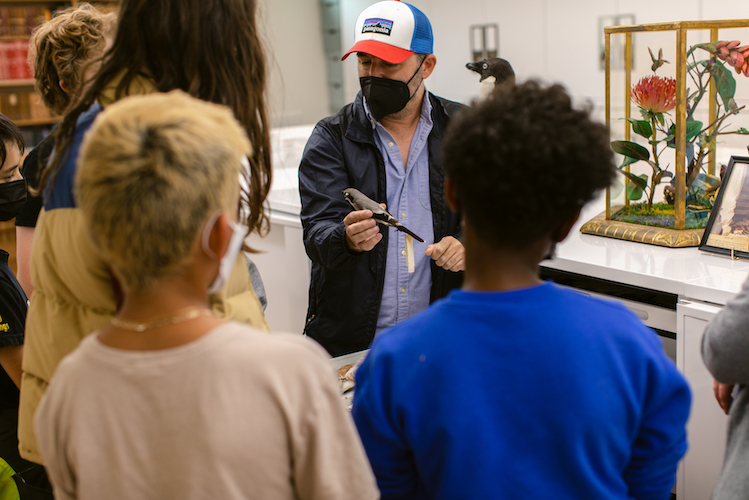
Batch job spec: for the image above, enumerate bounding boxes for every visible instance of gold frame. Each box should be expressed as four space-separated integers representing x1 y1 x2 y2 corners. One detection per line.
582 20 749 247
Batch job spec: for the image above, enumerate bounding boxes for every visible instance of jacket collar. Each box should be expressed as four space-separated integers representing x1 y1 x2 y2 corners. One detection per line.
345 90 449 145
98 70 158 108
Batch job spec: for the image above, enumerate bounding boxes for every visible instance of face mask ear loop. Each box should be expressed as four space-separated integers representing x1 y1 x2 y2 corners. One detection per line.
405 55 427 101
201 212 222 260
406 55 427 85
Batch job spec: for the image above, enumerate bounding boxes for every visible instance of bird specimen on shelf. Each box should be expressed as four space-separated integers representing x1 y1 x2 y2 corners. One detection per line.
466 57 515 100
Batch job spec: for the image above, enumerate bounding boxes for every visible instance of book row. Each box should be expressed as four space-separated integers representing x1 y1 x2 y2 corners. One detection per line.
0 40 33 80
0 91 56 122
0 7 54 38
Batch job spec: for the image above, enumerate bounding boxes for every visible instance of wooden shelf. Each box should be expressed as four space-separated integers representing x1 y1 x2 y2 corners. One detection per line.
0 1 67 4
13 116 58 126
0 78 34 88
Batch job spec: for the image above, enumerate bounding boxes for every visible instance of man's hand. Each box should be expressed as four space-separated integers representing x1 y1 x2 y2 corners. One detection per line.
345 209 382 252
714 379 735 415
425 236 465 272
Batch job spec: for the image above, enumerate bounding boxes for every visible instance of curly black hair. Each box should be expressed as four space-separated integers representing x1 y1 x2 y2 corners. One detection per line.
444 81 615 249
0 114 25 168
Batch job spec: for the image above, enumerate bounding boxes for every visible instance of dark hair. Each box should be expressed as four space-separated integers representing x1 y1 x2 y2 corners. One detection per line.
444 80 615 249
40 0 271 240
0 114 25 167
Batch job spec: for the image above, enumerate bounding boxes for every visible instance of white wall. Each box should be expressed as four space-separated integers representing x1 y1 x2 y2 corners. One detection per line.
337 0 749 122
257 0 331 127
259 0 749 128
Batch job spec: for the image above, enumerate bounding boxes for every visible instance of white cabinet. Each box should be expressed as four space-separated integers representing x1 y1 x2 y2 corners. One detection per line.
246 212 309 334
676 300 729 500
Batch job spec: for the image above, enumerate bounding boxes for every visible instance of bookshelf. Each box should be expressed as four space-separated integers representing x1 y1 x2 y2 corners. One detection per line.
0 0 118 274
0 1 67 132
0 1 118 129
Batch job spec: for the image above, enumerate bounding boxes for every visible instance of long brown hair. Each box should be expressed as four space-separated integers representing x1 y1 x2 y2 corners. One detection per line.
40 0 271 239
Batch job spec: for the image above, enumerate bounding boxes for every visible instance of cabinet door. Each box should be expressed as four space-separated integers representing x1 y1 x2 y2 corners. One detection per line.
676 300 729 500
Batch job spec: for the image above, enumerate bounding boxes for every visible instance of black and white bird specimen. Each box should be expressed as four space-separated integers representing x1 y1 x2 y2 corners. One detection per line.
342 187 424 242
466 57 515 100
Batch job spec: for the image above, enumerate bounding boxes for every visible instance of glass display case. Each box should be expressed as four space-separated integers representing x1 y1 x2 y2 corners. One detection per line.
581 20 749 247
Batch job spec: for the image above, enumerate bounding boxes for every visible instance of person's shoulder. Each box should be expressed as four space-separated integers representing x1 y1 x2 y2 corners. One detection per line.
549 283 644 325
215 322 332 374
57 104 103 171
304 96 368 157
48 334 100 384
315 96 360 130
428 92 466 118
548 284 667 351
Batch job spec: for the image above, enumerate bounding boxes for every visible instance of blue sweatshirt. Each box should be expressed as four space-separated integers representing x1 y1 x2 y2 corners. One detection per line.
352 282 691 500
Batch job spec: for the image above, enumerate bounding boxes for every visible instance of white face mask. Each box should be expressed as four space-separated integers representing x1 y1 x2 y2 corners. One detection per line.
201 213 249 295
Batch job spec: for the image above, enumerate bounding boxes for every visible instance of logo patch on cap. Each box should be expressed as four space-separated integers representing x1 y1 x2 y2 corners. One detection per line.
362 18 393 36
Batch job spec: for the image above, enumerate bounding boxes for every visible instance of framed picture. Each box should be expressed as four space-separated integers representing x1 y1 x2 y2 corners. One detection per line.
598 14 635 70
700 156 749 258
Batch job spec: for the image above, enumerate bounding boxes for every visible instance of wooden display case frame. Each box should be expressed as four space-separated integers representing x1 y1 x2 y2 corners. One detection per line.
581 20 749 248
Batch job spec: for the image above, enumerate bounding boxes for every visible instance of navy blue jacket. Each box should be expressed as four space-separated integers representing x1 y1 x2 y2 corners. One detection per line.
299 91 464 356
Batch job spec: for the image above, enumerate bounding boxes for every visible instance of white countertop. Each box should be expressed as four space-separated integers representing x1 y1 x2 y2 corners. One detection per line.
544 197 749 306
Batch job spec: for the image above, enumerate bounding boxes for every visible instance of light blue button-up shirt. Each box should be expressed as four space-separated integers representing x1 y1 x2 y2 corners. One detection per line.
363 93 435 336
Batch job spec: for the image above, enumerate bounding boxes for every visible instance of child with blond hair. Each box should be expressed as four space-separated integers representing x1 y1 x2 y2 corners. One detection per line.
34 91 379 500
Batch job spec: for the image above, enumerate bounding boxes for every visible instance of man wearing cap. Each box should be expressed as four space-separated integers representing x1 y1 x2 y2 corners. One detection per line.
299 0 464 356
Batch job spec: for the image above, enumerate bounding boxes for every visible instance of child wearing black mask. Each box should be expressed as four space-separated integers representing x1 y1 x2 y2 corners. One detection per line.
0 113 53 497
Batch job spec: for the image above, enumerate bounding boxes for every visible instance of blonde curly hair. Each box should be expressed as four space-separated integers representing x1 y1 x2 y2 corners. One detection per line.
29 3 116 115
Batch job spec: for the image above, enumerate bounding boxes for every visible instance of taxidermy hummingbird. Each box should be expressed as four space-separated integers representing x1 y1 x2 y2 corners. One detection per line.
342 188 424 243
466 57 515 100
648 47 669 73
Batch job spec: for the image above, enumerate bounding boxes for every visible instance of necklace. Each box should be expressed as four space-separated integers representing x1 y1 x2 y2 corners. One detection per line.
111 306 214 332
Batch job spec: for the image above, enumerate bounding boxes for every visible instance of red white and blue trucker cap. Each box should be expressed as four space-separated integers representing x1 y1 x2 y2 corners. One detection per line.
341 0 433 64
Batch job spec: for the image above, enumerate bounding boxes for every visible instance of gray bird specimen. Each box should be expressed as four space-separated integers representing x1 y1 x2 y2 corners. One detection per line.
466 57 515 100
342 187 424 243
648 47 669 73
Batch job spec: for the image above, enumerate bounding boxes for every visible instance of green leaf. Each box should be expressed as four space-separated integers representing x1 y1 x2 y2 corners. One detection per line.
618 168 648 189
611 140 650 161
620 155 640 167
626 118 653 138
655 113 665 127
609 177 624 199
711 62 737 109
625 174 648 201
738 127 749 135
686 121 703 142
663 121 702 148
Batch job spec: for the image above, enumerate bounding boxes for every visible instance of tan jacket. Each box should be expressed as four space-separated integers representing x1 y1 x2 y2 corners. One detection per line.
19 201 267 464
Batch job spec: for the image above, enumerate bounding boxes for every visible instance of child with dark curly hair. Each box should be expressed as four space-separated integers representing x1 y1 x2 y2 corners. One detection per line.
352 81 692 500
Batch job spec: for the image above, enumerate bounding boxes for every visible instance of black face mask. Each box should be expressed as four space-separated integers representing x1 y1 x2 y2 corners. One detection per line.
360 57 426 121
0 178 27 221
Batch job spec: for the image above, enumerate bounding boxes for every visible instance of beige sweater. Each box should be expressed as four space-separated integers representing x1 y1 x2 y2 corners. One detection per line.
20 208 267 464
35 322 379 500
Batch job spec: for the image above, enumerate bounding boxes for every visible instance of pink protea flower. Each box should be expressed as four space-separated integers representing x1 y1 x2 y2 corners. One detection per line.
711 40 749 77
631 75 677 114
